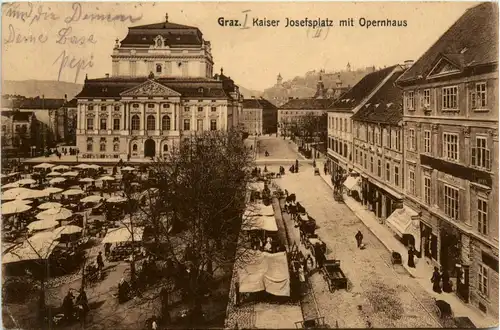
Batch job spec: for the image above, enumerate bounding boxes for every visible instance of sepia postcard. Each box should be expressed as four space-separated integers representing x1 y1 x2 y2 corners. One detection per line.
1 1 499 329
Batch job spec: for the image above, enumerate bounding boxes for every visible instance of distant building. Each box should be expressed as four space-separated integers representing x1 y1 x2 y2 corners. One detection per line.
0 110 38 157
52 96 78 145
241 97 278 135
76 14 243 160
396 2 498 317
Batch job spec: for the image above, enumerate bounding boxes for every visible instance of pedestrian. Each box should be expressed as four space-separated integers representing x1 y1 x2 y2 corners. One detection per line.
408 246 416 268
355 230 363 248
96 252 104 278
306 254 314 271
298 264 306 292
431 266 442 293
441 268 452 293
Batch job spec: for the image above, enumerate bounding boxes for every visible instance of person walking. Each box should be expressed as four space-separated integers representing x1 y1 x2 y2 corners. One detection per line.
407 246 416 268
431 266 442 293
298 265 306 294
355 231 364 248
441 268 452 293
96 252 104 279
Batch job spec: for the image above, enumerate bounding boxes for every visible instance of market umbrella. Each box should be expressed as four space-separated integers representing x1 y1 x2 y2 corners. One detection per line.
107 196 127 203
2 231 59 264
2 200 32 215
97 176 115 181
53 225 83 237
27 219 59 231
62 189 84 196
16 189 50 200
1 188 33 200
62 171 79 177
15 178 36 185
49 177 66 185
2 182 19 189
43 187 63 194
74 164 90 170
102 227 144 244
52 165 70 171
121 166 136 171
33 163 54 169
47 171 62 177
79 178 94 183
88 164 101 170
38 202 63 210
36 207 73 221
80 195 104 203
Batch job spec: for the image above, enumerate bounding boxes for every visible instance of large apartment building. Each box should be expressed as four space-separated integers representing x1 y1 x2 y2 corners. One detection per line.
396 2 498 317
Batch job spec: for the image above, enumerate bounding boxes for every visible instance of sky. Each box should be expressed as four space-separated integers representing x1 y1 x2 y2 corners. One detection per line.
2 1 477 91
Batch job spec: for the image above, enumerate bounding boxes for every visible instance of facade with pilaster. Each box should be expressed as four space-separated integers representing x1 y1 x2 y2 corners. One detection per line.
75 14 242 160
396 2 498 317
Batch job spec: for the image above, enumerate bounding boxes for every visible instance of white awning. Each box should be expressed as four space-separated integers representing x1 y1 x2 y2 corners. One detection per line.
343 176 361 190
242 215 278 232
386 206 420 240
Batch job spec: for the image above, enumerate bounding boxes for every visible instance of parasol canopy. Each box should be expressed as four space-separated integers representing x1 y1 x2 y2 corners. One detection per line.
16 178 36 185
53 225 82 237
80 195 104 203
62 171 79 177
98 176 115 181
102 227 144 244
2 231 59 264
52 165 70 171
16 189 50 200
88 164 101 170
36 207 73 221
49 177 66 185
38 202 63 210
62 189 85 196
33 163 54 169
121 166 136 171
2 182 20 189
107 196 127 203
1 188 33 200
27 219 59 231
47 171 62 177
74 164 91 169
43 187 64 194
2 200 32 215
79 178 94 183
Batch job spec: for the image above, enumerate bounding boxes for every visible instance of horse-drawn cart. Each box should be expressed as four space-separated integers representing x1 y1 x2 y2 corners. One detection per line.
322 259 348 292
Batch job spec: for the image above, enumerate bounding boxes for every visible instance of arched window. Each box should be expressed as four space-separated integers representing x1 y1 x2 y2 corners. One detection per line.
131 115 140 130
162 115 171 130
132 144 138 152
147 115 156 130
156 64 162 74
163 144 168 152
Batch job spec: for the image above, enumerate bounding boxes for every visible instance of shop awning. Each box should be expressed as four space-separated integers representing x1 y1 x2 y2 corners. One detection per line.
343 176 361 190
242 215 278 232
386 206 420 241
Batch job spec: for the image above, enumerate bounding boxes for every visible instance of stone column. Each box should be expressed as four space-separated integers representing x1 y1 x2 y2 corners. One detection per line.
123 103 127 130
431 124 439 156
140 104 145 131
107 105 112 134
173 103 177 131
156 105 161 130
381 194 387 221
205 104 209 130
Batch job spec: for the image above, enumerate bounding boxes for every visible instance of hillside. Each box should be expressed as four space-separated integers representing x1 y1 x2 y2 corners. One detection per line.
238 86 263 99
2 80 83 100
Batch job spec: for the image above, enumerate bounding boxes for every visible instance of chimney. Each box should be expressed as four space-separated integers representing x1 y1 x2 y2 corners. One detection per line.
64 94 67 101
404 60 414 69
105 73 110 78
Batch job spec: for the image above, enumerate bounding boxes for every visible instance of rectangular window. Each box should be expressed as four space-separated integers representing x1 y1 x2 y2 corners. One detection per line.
444 185 459 220
377 159 381 177
148 104 155 109
355 149 358 164
385 129 390 147
375 128 380 146
197 119 203 131
198 106 203 112
370 156 374 173
396 130 401 151
183 119 190 130
443 133 459 161
386 162 391 181
406 91 415 110
472 82 487 109
344 118 347 132
210 119 217 131
408 129 415 150
471 136 491 170
211 106 217 112
100 118 107 130
87 143 93 152
100 143 106 152
100 105 107 111
422 89 431 107
442 86 458 110
424 176 431 205
364 152 367 168
184 106 190 112
478 264 488 296
424 130 431 153
340 119 343 132
478 198 488 235
394 165 399 186
86 118 94 130
113 118 120 130
88 105 94 110
409 166 415 195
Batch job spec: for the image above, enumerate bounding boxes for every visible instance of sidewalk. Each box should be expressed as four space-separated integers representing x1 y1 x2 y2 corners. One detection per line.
313 160 498 328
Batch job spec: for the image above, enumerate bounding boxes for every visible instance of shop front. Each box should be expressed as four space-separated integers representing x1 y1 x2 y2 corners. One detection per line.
385 205 421 253
343 174 362 200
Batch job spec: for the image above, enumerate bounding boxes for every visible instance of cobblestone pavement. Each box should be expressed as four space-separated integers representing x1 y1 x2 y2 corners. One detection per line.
275 172 444 328
257 137 301 160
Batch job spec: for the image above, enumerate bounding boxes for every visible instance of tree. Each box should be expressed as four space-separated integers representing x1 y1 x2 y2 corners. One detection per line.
130 129 256 325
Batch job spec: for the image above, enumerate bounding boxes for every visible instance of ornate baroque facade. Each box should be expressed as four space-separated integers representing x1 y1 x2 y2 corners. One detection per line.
76 14 242 160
